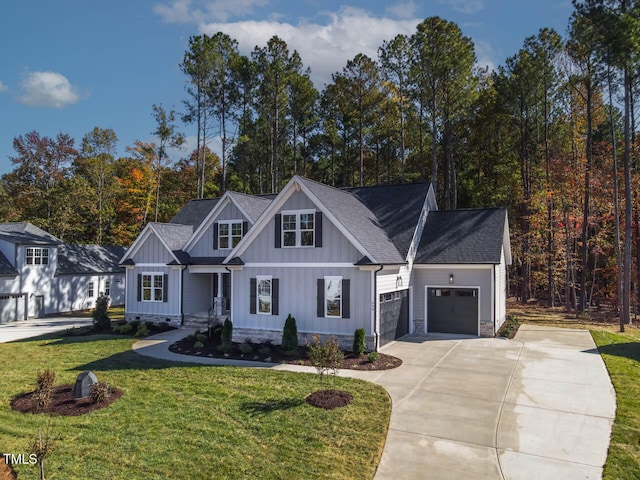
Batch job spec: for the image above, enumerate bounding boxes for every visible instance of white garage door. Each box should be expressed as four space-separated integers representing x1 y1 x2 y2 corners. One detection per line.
0 294 27 323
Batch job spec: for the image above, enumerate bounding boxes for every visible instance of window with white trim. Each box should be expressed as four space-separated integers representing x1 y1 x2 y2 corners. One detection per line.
256 275 272 314
25 247 49 265
88 282 95 298
325 276 342 317
104 280 110 297
218 220 243 249
282 210 314 247
142 273 164 302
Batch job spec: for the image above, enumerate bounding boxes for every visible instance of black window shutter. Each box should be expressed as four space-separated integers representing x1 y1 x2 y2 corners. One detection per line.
137 274 142 301
275 214 282 248
342 279 350 318
272 278 279 315
315 211 323 247
243 221 249 237
317 279 325 317
213 223 218 249
163 274 168 303
250 278 257 314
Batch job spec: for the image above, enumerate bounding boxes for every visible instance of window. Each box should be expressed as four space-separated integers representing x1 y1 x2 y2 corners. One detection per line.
88 282 95 298
25 247 49 265
325 276 342 317
256 276 272 314
104 280 110 297
142 273 164 302
281 210 314 247
218 221 243 249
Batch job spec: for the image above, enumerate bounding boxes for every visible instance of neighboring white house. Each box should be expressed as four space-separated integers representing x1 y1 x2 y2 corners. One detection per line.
0 223 126 322
120 176 511 351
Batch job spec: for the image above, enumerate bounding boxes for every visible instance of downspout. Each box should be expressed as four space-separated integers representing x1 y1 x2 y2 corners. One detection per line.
373 264 384 351
180 265 187 326
225 267 233 324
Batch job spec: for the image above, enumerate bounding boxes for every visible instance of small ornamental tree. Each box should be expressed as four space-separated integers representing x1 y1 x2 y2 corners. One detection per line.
281 314 298 351
92 295 111 331
221 318 233 347
353 328 366 356
307 336 344 387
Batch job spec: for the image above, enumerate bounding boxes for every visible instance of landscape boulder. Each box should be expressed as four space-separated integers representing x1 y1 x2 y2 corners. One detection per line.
73 371 98 399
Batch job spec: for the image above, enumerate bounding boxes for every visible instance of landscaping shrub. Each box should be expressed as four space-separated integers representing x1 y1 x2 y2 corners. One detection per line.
307 336 344 386
221 318 233 347
195 333 208 343
281 314 298 351
112 323 132 334
497 315 520 338
353 328 366 356
32 387 52 412
92 295 111 331
239 342 253 355
194 341 205 350
36 369 56 393
135 323 149 338
90 381 111 404
367 351 379 363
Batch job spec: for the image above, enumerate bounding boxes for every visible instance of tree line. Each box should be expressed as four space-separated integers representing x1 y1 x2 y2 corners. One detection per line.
1 0 639 326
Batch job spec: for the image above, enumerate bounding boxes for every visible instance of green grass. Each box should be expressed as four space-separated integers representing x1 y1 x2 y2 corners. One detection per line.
0 334 390 479
591 329 640 480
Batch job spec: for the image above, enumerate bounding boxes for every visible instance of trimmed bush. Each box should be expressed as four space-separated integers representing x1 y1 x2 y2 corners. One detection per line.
92 295 111 331
221 318 233 347
367 351 379 363
194 341 205 350
281 314 298 352
353 328 366 356
135 324 149 338
239 342 253 355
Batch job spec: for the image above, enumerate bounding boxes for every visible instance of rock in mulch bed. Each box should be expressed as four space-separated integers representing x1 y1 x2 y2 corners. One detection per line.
305 390 353 410
11 385 122 416
0 456 17 480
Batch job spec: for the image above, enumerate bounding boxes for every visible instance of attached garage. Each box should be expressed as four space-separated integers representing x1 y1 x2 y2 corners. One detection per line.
426 287 478 335
379 290 409 346
0 293 27 323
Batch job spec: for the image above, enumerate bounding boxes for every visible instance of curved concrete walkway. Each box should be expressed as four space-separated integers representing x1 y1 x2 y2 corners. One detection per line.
133 324 616 480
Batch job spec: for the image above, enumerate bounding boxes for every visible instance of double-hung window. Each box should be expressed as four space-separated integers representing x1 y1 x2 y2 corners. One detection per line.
88 282 95 298
218 221 243 249
281 210 314 247
256 275 272 314
142 273 164 302
104 280 111 297
25 247 49 265
325 276 342 317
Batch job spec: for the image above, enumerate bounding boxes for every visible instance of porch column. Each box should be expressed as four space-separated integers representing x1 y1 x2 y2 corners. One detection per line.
215 272 224 317
217 272 223 298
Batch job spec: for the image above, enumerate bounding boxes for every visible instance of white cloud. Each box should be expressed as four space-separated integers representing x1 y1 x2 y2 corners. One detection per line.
154 0 268 23
474 39 497 73
199 7 420 88
439 0 485 14
19 71 81 108
0 81 7 93
385 1 419 19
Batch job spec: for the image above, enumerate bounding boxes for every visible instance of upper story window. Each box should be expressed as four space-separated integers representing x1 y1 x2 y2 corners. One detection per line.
218 221 243 250
26 247 49 265
282 210 315 248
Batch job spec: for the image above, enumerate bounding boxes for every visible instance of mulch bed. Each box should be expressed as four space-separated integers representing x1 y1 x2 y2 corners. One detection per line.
305 390 353 410
0 456 16 480
11 385 122 417
169 336 402 371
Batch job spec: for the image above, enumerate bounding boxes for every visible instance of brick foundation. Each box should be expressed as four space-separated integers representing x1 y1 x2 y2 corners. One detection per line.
125 314 181 327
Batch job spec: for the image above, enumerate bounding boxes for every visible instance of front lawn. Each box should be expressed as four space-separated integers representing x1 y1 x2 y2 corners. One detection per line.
591 329 640 480
0 334 390 479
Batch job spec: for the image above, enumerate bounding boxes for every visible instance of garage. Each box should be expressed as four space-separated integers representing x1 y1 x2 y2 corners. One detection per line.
426 287 478 335
379 290 409 346
0 293 27 323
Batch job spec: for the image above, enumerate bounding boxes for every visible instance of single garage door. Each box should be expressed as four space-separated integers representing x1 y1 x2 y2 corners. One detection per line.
427 288 478 335
379 290 409 346
0 294 27 323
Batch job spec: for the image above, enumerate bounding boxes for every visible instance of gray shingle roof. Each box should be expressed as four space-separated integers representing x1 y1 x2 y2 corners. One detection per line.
0 222 61 245
57 245 127 275
415 208 507 264
0 250 17 276
170 199 220 228
151 223 193 264
299 177 405 264
345 183 431 259
228 192 274 222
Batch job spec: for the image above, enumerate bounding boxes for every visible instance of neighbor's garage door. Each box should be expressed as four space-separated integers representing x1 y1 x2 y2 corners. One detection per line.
379 290 409 346
0 294 27 323
427 288 478 335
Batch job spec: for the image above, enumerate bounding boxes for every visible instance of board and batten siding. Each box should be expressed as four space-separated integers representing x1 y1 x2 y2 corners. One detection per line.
494 249 507 331
131 234 174 264
182 272 212 314
241 190 363 264
233 266 372 336
413 267 493 324
125 266 181 316
189 202 248 257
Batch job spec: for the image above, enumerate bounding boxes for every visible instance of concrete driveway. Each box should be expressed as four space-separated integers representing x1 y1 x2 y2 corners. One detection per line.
0 317 93 343
354 324 616 480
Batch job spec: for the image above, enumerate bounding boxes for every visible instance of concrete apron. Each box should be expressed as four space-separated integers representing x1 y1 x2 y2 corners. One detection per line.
366 325 616 480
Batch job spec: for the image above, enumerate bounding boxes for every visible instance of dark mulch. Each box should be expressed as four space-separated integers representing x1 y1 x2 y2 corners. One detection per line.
169 336 402 371
305 390 353 410
11 385 122 417
0 456 16 480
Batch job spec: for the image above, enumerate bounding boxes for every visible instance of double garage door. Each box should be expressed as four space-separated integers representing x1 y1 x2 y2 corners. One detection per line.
379 290 409 346
427 287 479 335
0 294 27 323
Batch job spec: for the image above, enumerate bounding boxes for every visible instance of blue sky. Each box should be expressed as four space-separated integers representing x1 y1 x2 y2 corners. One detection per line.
0 0 573 175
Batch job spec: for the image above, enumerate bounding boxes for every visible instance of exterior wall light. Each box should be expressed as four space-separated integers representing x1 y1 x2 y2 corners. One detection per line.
449 274 454 284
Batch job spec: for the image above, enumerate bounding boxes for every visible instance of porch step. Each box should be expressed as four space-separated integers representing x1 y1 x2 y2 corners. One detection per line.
182 314 227 331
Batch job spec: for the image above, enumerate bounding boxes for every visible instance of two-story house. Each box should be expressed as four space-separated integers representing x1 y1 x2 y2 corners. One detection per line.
120 176 511 350
0 223 126 322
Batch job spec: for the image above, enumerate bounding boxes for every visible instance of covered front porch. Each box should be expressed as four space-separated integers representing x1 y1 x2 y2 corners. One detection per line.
183 266 232 329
